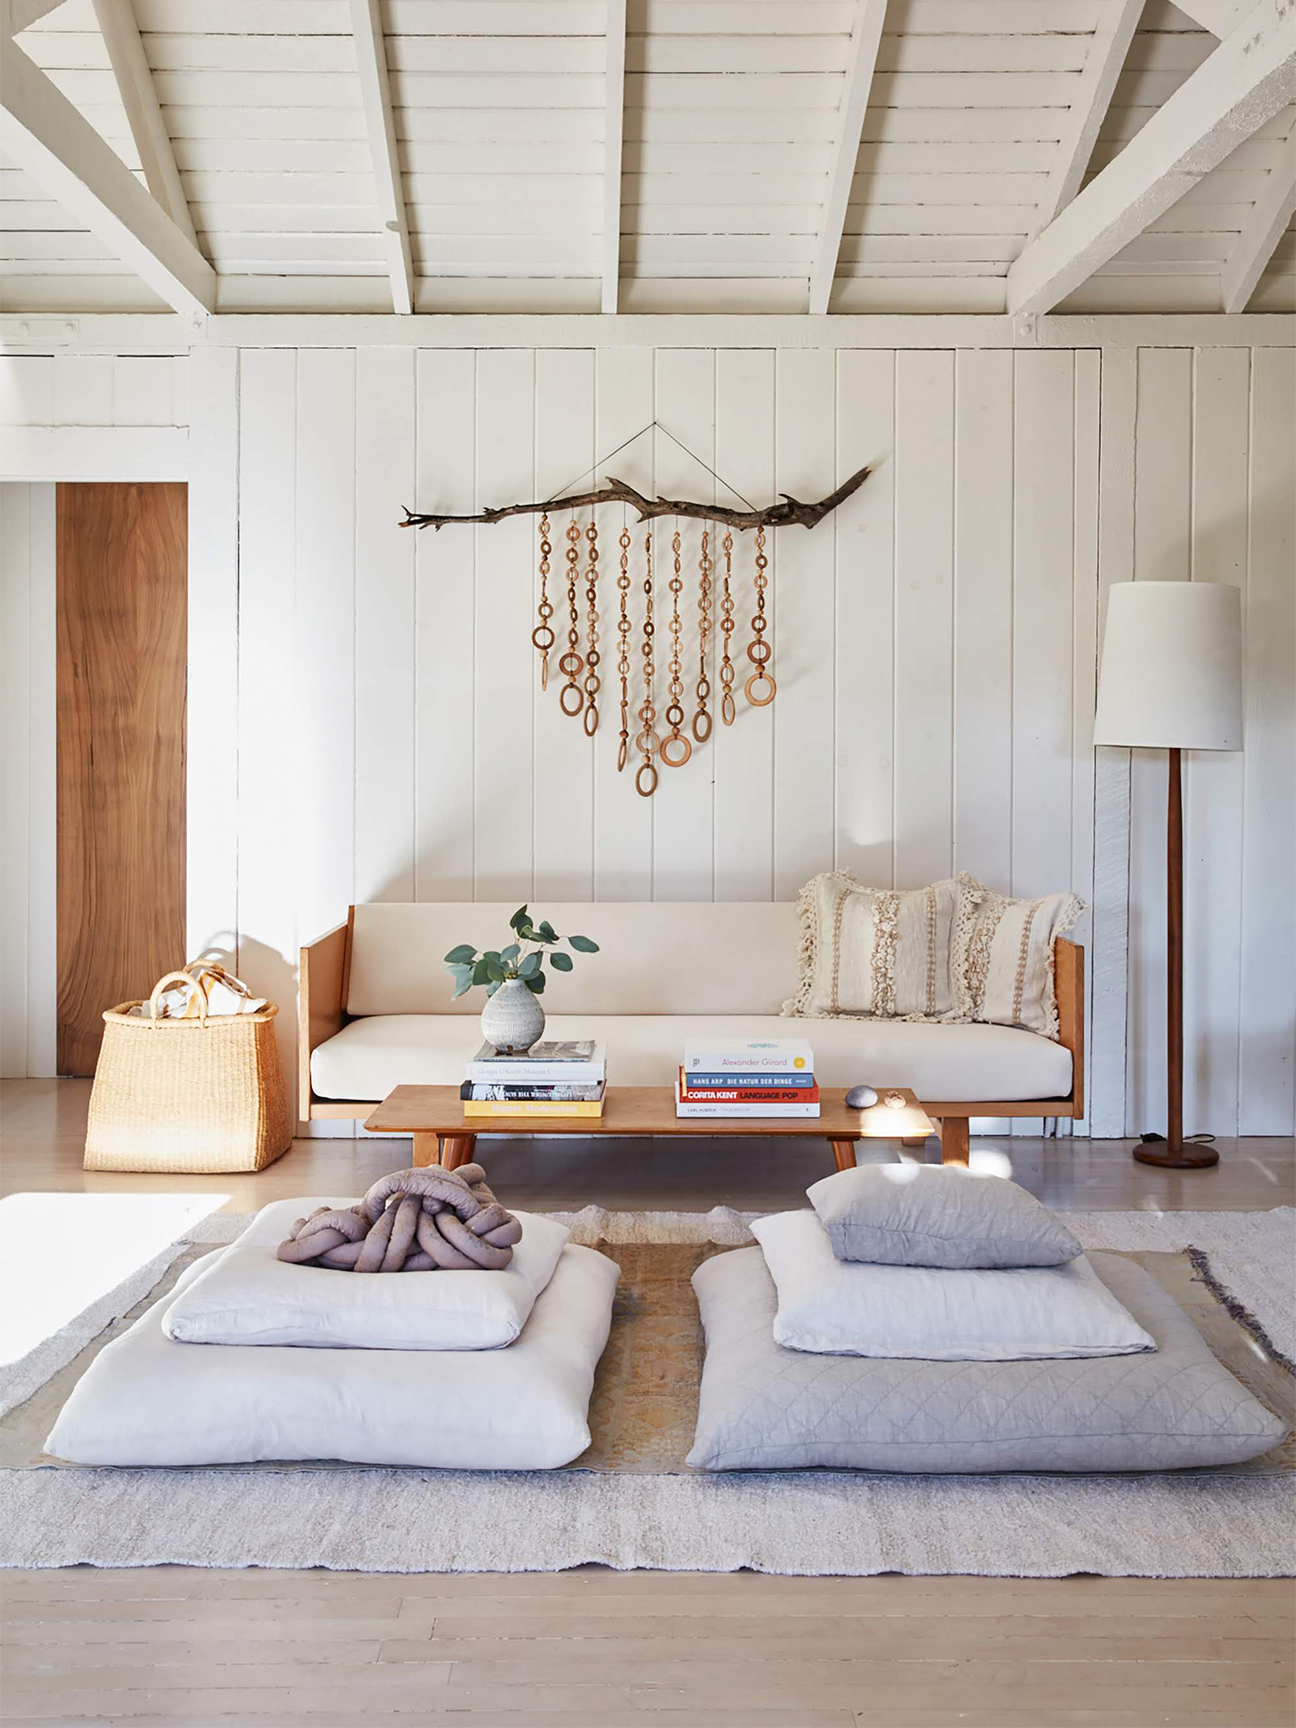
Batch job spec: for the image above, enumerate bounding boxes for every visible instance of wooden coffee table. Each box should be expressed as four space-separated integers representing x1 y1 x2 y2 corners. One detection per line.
364 1086 935 1175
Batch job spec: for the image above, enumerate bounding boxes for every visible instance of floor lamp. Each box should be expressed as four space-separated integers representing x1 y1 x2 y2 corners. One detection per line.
1093 582 1243 1169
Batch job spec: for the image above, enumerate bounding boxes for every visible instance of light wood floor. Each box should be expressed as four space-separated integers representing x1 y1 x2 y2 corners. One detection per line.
2 1079 1293 1727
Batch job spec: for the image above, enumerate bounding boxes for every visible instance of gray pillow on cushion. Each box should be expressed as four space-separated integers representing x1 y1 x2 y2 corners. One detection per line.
687 1247 1288 1473
807 1164 1082 1269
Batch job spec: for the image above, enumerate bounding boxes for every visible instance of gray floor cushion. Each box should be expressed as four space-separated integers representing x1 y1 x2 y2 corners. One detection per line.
687 1248 1288 1473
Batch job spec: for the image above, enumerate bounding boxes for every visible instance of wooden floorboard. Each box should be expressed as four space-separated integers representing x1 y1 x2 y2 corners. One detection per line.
1 1080 1293 1725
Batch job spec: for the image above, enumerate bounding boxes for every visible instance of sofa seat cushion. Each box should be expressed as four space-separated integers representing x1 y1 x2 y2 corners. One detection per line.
46 1242 620 1469
687 1247 1288 1473
311 1013 1073 1104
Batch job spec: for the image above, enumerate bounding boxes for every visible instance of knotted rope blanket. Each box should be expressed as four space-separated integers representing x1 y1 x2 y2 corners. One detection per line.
276 1164 523 1272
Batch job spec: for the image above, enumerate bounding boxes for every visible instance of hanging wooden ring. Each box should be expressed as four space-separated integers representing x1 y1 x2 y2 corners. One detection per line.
744 671 776 707
557 651 584 678
559 684 586 717
583 704 599 738
635 760 659 797
691 710 713 744
617 736 628 772
721 691 737 726
746 639 772 666
660 733 693 768
531 625 555 652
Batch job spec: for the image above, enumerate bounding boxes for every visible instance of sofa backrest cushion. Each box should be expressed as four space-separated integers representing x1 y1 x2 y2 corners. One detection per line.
346 902 802 1018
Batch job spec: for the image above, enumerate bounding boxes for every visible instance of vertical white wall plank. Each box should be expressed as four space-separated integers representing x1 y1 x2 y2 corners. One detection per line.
237 349 299 1097
773 346 836 900
834 349 894 892
186 345 240 961
1184 347 1249 1135
1090 345 1137 1139
294 349 356 947
533 347 596 903
0 357 54 425
474 348 535 901
112 356 174 426
714 347 776 901
52 355 112 426
893 349 955 889
593 345 655 900
652 348 717 900
355 347 416 905
1127 347 1193 1137
414 349 475 900
0 485 32 1076
1240 346 1296 1135
952 348 1013 892
1069 348 1101 1136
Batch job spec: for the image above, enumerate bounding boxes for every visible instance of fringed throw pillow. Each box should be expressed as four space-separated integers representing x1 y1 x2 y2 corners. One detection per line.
953 878 1086 1041
783 872 977 1021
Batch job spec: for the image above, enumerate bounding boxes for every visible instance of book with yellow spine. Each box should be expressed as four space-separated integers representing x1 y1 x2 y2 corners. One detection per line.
462 1097 604 1118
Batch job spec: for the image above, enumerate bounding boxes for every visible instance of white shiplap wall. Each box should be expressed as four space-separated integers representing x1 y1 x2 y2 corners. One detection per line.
2 336 1291 1145
0 483 57 1078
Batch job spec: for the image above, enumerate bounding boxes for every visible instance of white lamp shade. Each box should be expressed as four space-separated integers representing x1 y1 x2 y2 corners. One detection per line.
1093 582 1243 751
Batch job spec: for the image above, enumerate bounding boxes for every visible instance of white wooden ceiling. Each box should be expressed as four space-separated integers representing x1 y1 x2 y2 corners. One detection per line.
2 0 1293 316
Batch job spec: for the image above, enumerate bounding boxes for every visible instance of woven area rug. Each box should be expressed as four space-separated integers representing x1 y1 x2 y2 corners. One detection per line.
1 1205 1293 1578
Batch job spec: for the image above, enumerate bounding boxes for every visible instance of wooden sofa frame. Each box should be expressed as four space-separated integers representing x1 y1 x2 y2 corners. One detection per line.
298 909 1084 1164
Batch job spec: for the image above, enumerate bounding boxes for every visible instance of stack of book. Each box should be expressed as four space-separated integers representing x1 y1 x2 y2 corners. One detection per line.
460 1039 606 1117
676 1038 819 1118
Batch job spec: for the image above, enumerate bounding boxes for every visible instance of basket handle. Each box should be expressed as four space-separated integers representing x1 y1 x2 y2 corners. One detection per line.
148 970 209 1027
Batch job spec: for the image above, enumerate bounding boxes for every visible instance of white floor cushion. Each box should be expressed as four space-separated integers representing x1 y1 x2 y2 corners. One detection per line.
46 1243 620 1470
311 1012 1072 1102
162 1198 569 1350
751 1210 1154 1360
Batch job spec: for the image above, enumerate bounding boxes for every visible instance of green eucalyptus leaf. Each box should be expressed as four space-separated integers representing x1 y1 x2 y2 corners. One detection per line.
500 943 520 964
518 951 542 978
471 958 492 985
537 920 557 942
444 943 477 964
486 978 501 996
549 950 573 972
485 957 505 983
568 935 599 953
450 977 474 1000
524 971 546 995
509 904 529 932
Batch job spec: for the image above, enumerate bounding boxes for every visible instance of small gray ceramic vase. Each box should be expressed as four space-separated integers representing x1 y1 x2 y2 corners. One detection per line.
479 977 546 1054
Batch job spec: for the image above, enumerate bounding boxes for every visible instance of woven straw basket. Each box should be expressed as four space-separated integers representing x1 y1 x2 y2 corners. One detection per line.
84 968 292 1174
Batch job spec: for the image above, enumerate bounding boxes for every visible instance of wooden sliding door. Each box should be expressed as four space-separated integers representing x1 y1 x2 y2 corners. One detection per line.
56 483 187 1075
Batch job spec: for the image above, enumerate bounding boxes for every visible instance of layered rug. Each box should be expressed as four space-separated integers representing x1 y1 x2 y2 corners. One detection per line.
1 1204 1292 1578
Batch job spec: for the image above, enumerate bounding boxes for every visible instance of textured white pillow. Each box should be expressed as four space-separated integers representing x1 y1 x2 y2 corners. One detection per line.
48 1243 619 1469
952 878 1086 1039
750 1210 1155 1361
162 1197 570 1350
783 872 975 1021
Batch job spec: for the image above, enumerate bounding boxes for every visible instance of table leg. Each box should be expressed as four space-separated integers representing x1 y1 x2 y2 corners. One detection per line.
830 1138 857 1173
937 1118 970 1165
440 1133 477 1173
412 1132 440 1169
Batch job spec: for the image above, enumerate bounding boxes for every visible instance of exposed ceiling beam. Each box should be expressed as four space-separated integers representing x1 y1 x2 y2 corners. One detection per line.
1007 0 1296 316
90 0 197 246
1030 0 1144 237
7 0 65 31
602 0 627 315
1173 0 1251 34
0 39 214 317
808 0 887 316
349 0 413 315
1221 157 1296 310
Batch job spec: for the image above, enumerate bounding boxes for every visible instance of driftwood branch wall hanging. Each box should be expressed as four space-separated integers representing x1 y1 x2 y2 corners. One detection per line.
400 420 870 797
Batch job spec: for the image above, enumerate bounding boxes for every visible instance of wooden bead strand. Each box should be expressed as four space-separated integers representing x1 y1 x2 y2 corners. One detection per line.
615 523 632 772
581 518 601 736
692 526 713 743
558 517 585 717
744 522 776 708
660 525 692 767
532 512 555 690
635 530 660 796
718 527 736 725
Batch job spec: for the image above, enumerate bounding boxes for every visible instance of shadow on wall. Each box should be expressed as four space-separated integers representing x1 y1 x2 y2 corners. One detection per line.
193 931 299 1124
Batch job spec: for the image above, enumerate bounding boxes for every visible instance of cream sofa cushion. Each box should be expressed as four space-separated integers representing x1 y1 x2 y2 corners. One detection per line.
346 902 801 1017
953 880 1086 1040
311 1012 1073 1103
784 872 970 1021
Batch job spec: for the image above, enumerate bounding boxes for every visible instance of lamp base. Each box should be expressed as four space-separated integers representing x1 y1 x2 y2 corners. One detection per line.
1132 1136 1219 1170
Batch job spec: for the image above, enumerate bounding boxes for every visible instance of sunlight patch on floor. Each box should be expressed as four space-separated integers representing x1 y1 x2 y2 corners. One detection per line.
0 1192 228 1365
